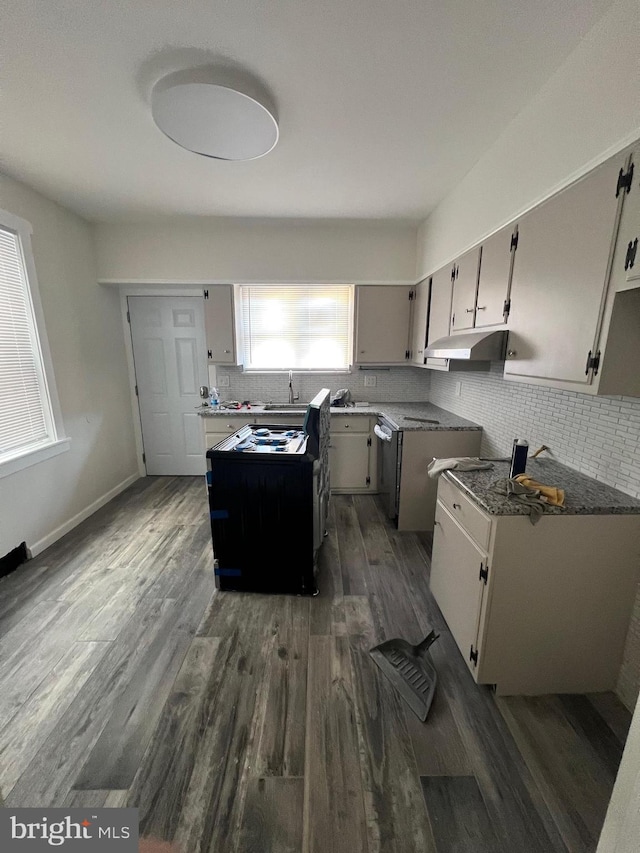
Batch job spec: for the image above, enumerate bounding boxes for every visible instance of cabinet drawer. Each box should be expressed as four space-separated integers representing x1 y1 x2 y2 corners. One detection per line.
204 419 249 444
437 475 491 551
331 415 370 433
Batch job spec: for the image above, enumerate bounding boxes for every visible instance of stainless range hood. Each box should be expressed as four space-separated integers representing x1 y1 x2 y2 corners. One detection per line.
424 329 508 361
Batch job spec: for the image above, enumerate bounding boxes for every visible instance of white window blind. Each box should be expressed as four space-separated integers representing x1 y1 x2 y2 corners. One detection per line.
0 225 54 459
241 285 352 369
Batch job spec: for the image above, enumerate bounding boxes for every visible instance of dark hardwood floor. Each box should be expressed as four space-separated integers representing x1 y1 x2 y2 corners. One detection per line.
0 477 630 852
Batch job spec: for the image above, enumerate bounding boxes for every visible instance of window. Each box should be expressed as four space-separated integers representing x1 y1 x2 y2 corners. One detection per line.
0 209 67 476
240 285 353 370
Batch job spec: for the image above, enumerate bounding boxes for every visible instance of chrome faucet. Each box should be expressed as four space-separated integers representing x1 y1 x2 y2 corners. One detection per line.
288 370 299 404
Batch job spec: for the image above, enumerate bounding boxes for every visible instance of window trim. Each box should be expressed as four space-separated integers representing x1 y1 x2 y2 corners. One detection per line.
0 208 69 479
239 283 354 371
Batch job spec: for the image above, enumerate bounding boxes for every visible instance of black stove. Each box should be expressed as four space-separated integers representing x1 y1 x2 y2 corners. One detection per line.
217 425 308 454
205 389 331 596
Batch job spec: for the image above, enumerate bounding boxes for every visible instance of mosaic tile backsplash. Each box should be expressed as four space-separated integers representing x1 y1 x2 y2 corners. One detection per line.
210 365 432 405
428 363 640 711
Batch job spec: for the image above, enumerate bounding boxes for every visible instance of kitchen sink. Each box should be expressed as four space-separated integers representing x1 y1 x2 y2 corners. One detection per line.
263 403 307 411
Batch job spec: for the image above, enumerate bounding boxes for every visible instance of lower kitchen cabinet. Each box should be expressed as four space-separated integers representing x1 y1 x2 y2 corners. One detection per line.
329 416 377 493
430 474 640 695
396 429 481 531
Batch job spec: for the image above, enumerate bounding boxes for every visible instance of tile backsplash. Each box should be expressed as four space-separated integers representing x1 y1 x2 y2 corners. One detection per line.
428 363 640 711
210 365 432 404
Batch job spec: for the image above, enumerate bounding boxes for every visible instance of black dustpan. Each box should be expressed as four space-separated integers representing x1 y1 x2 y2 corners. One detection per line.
369 629 439 721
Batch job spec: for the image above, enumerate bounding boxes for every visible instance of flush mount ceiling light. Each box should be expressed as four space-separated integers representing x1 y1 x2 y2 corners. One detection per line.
151 68 279 161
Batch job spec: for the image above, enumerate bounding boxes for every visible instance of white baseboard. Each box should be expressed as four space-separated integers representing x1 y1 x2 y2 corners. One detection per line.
29 473 141 557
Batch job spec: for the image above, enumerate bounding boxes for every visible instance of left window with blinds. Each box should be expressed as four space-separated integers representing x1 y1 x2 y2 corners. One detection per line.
0 209 68 477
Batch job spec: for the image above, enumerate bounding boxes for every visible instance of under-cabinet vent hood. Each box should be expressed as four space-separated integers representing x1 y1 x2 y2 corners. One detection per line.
424 330 508 361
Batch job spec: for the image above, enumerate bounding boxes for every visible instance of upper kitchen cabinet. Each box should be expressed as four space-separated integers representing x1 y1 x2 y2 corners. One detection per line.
424 264 488 372
424 265 453 369
450 229 515 332
409 278 430 366
474 225 517 328
354 285 412 364
504 146 640 396
450 247 480 332
611 145 640 294
203 285 242 365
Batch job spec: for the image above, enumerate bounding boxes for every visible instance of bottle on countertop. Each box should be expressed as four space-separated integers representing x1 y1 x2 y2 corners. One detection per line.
209 387 220 408
509 438 529 478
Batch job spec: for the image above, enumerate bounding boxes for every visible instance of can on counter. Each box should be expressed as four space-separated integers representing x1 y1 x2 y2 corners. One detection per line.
509 438 529 478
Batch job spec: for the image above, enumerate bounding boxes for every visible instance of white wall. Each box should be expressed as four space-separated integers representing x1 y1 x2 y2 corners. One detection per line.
0 174 139 556
94 217 417 285
416 0 640 278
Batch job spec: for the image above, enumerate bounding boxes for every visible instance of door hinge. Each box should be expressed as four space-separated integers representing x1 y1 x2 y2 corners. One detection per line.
616 162 635 197
366 475 371 485
405 349 410 360
367 436 372 447
204 289 209 299
503 298 511 319
134 384 139 397
625 238 638 271
510 229 519 251
470 645 478 666
126 310 131 323
585 349 601 376
479 562 489 584
207 349 213 360
409 289 415 301
451 312 455 327
142 452 146 464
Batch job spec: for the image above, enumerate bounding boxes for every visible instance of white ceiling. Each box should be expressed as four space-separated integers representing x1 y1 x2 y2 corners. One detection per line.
1 0 615 223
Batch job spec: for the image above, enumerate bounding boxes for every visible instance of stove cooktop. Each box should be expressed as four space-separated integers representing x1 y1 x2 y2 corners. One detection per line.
215 425 308 454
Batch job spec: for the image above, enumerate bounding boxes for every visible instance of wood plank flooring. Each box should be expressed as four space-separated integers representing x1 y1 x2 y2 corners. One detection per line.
0 479 630 852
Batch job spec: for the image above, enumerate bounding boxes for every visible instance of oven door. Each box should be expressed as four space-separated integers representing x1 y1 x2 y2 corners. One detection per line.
375 419 401 521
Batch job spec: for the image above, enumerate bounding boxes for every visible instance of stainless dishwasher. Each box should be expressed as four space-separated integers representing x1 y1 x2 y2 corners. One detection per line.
375 415 402 523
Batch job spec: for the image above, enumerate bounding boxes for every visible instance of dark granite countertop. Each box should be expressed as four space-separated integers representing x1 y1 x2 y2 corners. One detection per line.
445 458 640 516
198 401 481 432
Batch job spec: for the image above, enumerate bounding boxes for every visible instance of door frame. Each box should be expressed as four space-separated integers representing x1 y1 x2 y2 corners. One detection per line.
117 285 205 476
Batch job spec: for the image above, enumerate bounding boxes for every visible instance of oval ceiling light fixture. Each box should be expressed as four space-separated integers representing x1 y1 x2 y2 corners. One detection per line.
151 67 278 161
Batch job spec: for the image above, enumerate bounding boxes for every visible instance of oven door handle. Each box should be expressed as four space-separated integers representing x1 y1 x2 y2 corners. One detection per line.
374 424 392 442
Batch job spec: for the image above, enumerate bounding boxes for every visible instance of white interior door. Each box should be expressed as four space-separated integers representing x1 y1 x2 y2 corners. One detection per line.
128 296 207 475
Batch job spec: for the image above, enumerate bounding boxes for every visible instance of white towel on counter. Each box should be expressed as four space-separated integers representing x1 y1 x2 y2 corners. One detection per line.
427 457 494 479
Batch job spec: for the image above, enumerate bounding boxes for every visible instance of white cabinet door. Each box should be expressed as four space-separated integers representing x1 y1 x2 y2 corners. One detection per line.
475 226 515 327
329 432 371 491
410 279 430 365
611 146 640 293
450 248 480 332
354 286 412 363
430 501 487 674
204 286 237 364
504 154 624 386
425 266 453 369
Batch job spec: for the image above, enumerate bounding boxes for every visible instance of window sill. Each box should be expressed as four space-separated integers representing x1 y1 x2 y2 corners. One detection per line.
0 438 71 479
